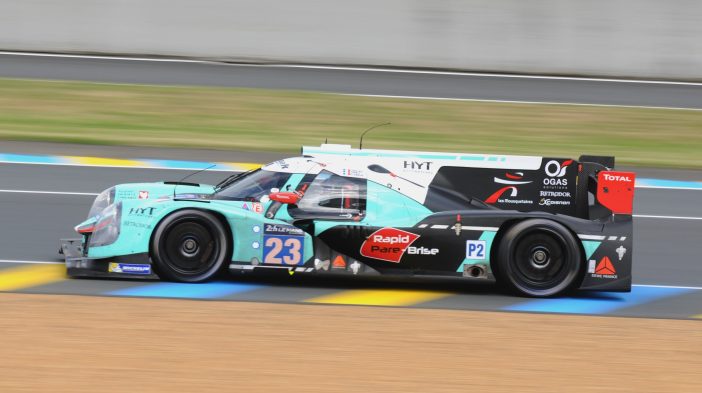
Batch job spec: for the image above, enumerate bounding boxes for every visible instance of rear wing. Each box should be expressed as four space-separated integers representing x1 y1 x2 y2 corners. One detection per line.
577 155 635 219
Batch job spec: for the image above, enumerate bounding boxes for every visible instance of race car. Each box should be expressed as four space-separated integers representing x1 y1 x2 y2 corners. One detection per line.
60 144 635 297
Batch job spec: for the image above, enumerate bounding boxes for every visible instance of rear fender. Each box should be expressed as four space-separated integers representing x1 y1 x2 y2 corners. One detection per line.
578 216 633 292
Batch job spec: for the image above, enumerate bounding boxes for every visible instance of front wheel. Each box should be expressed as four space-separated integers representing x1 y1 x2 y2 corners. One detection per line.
151 209 230 282
495 219 583 297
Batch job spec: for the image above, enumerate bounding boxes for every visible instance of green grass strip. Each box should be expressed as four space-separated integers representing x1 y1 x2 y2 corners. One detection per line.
1 78 701 168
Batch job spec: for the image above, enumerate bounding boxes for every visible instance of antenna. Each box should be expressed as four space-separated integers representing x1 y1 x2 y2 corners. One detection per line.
173 164 217 198
359 122 391 150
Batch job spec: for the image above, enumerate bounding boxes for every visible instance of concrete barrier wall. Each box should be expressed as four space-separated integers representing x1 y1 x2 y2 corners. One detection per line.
2 0 702 79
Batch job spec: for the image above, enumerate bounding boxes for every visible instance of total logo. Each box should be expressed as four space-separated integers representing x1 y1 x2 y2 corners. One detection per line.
603 173 633 182
543 160 572 186
360 227 419 263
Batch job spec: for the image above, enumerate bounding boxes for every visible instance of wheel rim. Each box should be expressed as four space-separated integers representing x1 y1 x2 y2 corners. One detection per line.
511 229 570 290
162 219 220 276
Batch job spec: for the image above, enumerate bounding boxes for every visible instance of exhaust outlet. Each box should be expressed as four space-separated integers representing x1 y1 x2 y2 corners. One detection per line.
463 264 487 279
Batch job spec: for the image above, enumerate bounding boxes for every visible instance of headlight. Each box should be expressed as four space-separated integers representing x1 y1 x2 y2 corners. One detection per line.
89 202 122 247
88 187 116 218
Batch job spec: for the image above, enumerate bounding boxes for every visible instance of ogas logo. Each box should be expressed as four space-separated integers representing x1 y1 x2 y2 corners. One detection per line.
544 178 568 186
543 159 573 186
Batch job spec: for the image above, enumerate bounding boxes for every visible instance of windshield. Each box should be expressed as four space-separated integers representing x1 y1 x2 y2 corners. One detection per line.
291 170 366 219
214 169 291 201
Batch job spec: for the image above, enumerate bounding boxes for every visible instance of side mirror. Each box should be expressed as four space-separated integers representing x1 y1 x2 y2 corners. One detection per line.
268 191 301 205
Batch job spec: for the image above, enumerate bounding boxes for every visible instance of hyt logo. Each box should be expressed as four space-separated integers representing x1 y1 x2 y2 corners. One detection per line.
128 207 156 216
360 227 419 263
465 240 486 260
403 161 433 171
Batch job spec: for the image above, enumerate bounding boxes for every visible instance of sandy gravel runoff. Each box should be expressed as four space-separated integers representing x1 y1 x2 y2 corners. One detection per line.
0 293 700 393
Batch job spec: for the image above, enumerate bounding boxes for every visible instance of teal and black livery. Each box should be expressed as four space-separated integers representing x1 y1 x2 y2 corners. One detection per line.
60 144 635 297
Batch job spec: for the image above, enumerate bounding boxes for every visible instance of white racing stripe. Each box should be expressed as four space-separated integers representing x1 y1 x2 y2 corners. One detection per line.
578 234 606 241
0 189 98 196
461 226 499 231
4 51 702 87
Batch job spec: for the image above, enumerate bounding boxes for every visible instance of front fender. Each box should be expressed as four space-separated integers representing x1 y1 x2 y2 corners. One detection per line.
87 199 167 258
86 199 265 260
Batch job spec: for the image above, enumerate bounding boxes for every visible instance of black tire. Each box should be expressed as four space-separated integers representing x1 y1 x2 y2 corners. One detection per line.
495 219 582 297
151 209 230 282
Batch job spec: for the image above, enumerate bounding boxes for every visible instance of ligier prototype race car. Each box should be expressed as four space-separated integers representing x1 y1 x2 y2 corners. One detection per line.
60 145 635 297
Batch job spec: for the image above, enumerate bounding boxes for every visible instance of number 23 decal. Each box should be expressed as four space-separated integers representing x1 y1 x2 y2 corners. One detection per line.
263 236 303 265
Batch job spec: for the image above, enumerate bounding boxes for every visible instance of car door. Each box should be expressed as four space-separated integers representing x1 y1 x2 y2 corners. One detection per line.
291 171 428 274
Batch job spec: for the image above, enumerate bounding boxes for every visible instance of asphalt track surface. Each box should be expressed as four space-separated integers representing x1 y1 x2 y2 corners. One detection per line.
2 52 702 110
1 157 701 320
0 52 701 319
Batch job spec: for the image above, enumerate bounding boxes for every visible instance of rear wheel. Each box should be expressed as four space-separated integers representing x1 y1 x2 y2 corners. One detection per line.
496 219 582 297
151 209 230 282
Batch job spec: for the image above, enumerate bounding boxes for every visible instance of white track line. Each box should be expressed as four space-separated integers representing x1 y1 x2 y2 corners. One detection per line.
0 259 62 265
633 214 702 221
12 75 702 111
4 51 702 111
0 160 239 172
0 51 216 64
270 64 702 86
0 189 98 196
338 93 702 112
636 185 702 191
633 284 702 291
3 50 702 86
